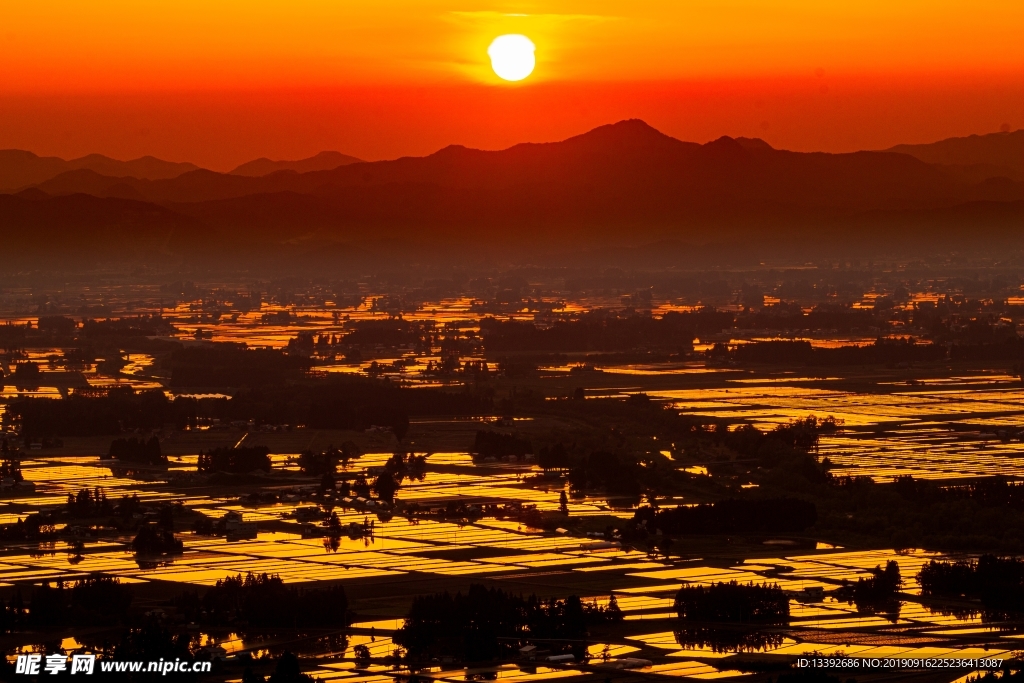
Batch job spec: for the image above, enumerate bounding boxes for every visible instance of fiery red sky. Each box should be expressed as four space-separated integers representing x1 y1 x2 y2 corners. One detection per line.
2 1 1021 169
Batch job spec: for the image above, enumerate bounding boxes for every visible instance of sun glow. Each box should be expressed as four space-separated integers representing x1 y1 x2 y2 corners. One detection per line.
487 34 535 82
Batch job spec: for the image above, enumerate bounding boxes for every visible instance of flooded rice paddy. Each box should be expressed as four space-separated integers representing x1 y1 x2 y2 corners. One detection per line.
2 447 1021 680
5 274 1024 679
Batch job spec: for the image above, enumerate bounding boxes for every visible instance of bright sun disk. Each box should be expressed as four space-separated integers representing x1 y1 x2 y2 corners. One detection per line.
488 34 535 82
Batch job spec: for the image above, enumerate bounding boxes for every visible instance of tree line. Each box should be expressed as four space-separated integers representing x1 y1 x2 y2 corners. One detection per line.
393 584 622 663
478 311 709 353
175 572 350 628
0 575 132 632
633 498 817 535
9 377 492 438
106 436 165 465
918 555 1024 616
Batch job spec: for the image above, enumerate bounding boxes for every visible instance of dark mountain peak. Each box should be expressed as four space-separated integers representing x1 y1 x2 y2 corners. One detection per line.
700 135 765 160
734 137 774 151
229 151 363 177
704 135 745 149
309 150 350 161
422 121 681 164
564 119 680 148
1 149 55 162
71 153 118 163
434 144 473 155
590 118 666 135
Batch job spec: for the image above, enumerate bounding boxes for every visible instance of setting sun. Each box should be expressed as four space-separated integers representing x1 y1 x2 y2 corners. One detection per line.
487 34 535 82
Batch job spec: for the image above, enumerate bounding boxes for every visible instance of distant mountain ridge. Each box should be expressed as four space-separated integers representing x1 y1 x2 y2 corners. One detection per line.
0 150 200 191
229 151 363 177
3 120 1023 257
884 129 1024 180
25 120 1023 209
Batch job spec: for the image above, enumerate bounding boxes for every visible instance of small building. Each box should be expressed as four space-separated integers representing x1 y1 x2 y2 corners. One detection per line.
223 511 258 539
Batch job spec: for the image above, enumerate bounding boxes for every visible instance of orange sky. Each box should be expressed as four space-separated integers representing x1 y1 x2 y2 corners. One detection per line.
1 1 1021 169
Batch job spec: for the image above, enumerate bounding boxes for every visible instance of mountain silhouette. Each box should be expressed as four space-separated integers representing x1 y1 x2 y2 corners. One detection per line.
0 150 200 191
884 129 1024 181
229 151 363 177
4 120 1023 255
30 120 1021 210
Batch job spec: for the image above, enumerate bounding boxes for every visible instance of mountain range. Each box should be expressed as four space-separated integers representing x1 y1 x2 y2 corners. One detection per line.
228 151 362 177
884 130 1023 181
0 150 201 191
2 121 1022 259
0 149 363 191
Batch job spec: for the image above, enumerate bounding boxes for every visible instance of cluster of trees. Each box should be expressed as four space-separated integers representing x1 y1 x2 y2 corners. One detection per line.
10 388 170 437
820 475 1024 551
567 450 644 497
79 315 177 339
197 446 272 474
394 585 620 662
735 303 878 332
664 416 838 477
918 555 1024 615
713 417 839 472
713 336 1024 367
9 375 493 437
36 315 78 335
0 513 56 543
3 361 41 385
633 498 817 535
479 310 711 353
166 345 312 387
673 626 787 655
175 572 349 628
106 436 165 465
297 443 359 475
132 524 183 556
0 575 132 632
66 487 114 517
729 416 837 454
471 430 532 460
371 451 427 503
890 476 1024 510
844 560 902 612
28 314 176 341
338 319 434 350
672 581 789 655
675 581 789 624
